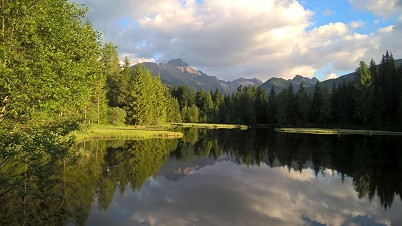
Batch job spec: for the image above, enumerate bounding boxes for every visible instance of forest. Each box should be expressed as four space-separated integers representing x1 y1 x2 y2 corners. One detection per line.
1 0 402 155
170 51 402 130
1 1 402 224
96 46 402 130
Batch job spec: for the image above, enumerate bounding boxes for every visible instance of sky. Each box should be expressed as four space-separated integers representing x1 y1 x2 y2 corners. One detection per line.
71 0 402 82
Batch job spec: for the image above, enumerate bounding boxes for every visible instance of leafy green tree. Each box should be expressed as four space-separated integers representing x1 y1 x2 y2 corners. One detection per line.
85 42 108 125
0 0 104 164
1 0 102 123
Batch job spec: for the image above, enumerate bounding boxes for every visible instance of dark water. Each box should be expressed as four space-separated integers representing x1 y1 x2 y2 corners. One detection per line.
1 129 402 225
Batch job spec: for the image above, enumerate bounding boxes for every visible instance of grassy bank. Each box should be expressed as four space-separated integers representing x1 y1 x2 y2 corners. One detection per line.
170 123 248 130
73 124 183 142
275 128 402 136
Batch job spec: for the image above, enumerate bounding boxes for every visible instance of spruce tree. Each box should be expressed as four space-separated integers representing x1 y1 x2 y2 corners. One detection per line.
297 83 310 125
354 61 373 124
379 51 398 123
102 43 122 108
127 64 153 125
267 87 277 125
286 83 297 125
255 86 267 124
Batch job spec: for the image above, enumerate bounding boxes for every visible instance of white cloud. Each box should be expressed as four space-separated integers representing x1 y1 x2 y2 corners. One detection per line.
350 20 365 29
348 0 402 17
85 162 402 226
72 0 402 81
324 73 338 80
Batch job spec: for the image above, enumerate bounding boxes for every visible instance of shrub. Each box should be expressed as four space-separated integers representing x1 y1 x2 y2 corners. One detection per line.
108 107 126 126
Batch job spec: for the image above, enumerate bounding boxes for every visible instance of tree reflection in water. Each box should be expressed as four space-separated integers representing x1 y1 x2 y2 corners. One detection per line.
1 128 401 225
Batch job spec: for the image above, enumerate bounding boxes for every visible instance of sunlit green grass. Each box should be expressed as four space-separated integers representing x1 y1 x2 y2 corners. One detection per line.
73 124 183 142
275 128 402 136
169 123 248 130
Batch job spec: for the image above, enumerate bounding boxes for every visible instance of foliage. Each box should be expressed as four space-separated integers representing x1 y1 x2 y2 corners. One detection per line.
125 64 179 125
0 139 179 225
0 0 107 173
108 107 126 126
172 51 402 129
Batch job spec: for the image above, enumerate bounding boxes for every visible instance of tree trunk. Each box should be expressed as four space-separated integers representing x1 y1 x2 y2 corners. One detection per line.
97 91 100 124
1 0 4 44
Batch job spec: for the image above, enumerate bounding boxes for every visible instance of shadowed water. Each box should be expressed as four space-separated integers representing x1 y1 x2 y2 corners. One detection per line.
1 129 402 225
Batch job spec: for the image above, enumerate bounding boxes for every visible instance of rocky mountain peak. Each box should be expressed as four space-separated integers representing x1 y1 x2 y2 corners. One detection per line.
168 58 188 67
291 75 319 85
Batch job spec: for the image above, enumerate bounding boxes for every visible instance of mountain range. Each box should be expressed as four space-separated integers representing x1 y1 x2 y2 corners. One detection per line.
134 59 262 93
135 58 402 94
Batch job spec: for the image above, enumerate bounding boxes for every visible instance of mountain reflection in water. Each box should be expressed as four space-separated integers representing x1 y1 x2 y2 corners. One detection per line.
1 128 402 225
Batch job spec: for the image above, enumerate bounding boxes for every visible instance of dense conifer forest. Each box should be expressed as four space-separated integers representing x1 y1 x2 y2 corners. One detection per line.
170 51 402 129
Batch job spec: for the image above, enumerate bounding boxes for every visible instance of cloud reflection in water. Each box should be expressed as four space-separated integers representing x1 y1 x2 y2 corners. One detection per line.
86 160 402 226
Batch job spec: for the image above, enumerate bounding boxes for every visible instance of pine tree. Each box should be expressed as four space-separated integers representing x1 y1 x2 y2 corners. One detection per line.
276 89 288 125
310 82 331 125
379 51 398 123
211 89 224 123
151 75 168 124
166 97 182 122
267 87 277 125
369 59 378 86
255 86 267 124
127 64 153 125
195 89 213 122
286 83 297 125
118 56 133 108
240 85 256 124
354 61 373 124
297 83 310 125
102 43 122 108
190 104 200 123
337 81 355 125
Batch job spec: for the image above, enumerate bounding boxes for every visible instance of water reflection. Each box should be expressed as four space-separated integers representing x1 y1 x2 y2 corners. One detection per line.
1 129 402 225
0 139 178 225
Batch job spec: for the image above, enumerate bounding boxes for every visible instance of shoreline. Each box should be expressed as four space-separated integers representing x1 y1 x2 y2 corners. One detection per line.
73 124 183 142
275 128 402 136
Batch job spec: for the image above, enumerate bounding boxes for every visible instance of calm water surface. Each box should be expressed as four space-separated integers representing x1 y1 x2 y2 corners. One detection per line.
1 129 402 225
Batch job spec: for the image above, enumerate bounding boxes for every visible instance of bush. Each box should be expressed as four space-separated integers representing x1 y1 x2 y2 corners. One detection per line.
108 107 126 126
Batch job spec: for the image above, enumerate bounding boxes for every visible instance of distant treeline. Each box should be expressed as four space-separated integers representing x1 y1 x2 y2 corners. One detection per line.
170 51 402 129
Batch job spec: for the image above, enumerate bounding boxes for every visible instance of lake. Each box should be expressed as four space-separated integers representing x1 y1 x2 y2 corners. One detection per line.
1 128 402 225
